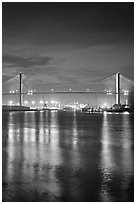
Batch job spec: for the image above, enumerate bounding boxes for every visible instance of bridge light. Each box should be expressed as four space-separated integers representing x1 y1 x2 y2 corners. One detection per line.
108 92 112 95
124 90 128 95
106 90 112 95
9 101 13 105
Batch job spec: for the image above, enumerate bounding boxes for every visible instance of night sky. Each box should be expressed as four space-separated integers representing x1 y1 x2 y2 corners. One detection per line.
2 2 134 95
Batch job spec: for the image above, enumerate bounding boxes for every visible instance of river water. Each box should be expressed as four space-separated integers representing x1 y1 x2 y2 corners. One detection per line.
2 111 134 202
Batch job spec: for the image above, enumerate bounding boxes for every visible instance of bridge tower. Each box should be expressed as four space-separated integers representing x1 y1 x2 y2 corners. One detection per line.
19 72 22 106
115 72 120 105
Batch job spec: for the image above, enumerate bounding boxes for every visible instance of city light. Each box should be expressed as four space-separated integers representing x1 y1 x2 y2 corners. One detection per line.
24 101 28 104
103 103 107 107
52 89 54 91
40 100 43 104
32 101 35 104
69 89 71 91
51 100 55 104
87 89 89 91
123 112 129 115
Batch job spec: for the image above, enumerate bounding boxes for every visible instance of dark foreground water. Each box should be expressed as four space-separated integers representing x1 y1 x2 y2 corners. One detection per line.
2 111 134 202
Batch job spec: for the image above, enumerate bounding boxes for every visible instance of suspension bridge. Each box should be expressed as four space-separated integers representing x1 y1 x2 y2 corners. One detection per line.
2 72 134 109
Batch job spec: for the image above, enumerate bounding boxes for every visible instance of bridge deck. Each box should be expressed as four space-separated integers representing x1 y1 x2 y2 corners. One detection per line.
3 91 113 95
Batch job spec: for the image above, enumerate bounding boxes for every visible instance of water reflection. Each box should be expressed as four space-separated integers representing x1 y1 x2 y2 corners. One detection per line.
3 111 63 201
100 113 134 201
2 111 134 201
100 113 114 201
72 112 78 146
56 112 103 201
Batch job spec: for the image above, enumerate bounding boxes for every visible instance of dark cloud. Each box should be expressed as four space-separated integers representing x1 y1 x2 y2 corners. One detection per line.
2 3 133 46
2 2 134 93
120 65 134 80
3 3 133 33
2 74 12 83
2 54 53 68
77 68 114 80
57 75 79 85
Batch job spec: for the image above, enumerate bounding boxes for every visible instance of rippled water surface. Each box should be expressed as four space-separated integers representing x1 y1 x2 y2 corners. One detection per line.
2 111 134 201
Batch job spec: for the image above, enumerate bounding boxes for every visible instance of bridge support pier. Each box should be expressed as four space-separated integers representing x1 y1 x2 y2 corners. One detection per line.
115 72 120 105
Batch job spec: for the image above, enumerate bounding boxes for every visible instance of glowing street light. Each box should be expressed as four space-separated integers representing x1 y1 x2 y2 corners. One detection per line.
24 101 28 104
52 89 54 92
69 89 71 91
51 100 55 104
32 101 35 104
40 100 44 104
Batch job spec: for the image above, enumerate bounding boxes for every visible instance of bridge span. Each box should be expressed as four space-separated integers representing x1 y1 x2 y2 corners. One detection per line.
2 72 134 107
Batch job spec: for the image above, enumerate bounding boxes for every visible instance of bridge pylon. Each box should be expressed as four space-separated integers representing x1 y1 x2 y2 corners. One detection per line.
19 72 22 106
115 72 120 105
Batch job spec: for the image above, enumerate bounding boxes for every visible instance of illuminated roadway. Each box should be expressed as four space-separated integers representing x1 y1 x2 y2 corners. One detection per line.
2 91 127 95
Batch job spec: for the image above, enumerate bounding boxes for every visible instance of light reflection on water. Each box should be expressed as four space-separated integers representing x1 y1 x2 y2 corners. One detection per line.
100 113 134 201
2 111 134 202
